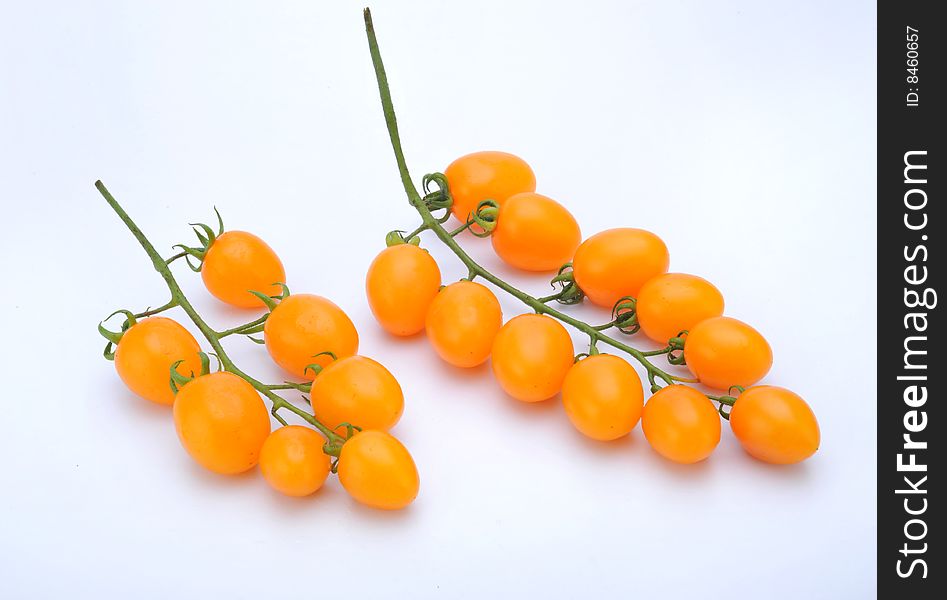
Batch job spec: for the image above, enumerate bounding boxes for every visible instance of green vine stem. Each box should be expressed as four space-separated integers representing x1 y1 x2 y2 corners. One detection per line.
217 315 268 338
94 181 346 452
363 8 695 392
134 299 179 319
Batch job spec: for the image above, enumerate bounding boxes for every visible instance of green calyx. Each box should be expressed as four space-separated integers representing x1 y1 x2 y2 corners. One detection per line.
168 351 218 394
248 282 290 312
544 263 585 305
708 386 746 420
304 351 338 378
574 341 601 362
169 207 225 272
611 296 639 334
469 199 499 238
323 422 363 469
385 230 421 247
667 332 687 365
98 309 138 360
421 172 453 220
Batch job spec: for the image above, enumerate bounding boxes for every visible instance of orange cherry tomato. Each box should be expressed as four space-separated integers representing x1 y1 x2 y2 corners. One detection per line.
491 192 581 272
561 354 644 441
641 385 721 464
264 294 359 378
425 280 503 367
259 426 331 496
684 316 772 390
113 317 202 406
366 244 442 336
173 372 271 475
572 228 670 308
201 231 286 308
444 151 536 223
491 314 574 402
310 356 404 434
729 386 820 465
636 273 725 343
337 430 419 510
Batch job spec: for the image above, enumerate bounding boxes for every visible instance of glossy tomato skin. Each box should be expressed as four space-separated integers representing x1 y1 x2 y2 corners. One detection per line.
444 151 536 223
365 244 441 336
572 228 670 308
338 430 419 510
684 316 772 390
201 231 286 308
173 372 271 475
113 317 202 406
264 294 359 378
425 281 503 368
491 192 581 272
309 356 404 434
561 354 644 441
491 314 574 402
636 273 725 343
259 426 331 496
729 386 820 464
641 385 721 464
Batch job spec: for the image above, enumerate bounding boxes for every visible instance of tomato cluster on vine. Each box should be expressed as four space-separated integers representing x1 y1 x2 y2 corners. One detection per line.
366 151 819 466
97 187 419 510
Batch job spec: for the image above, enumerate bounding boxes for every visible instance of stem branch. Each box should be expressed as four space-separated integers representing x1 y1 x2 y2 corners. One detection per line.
134 299 178 319
218 314 269 338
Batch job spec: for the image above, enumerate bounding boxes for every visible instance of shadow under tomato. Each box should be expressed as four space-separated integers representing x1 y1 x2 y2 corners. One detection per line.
501 392 563 419
428 353 493 381
342 496 421 524
257 472 421 522
568 426 640 457
418 342 493 382
637 443 719 482
265 478 346 513
736 451 820 484
180 457 262 492
377 325 429 345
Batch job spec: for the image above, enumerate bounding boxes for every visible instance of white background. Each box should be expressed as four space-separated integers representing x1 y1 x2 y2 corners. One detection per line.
1 1 876 598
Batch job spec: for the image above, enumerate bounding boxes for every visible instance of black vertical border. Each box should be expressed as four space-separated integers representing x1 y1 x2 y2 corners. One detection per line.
878 0 941 596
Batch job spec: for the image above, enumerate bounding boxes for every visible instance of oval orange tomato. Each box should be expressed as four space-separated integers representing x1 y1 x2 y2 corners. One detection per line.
259 426 331 496
729 386 820 464
337 430 420 510
561 354 644 441
113 317 202 406
173 372 271 475
641 385 721 464
425 281 503 367
572 228 670 308
264 294 359 378
309 356 404 434
365 244 442 336
491 192 581 272
444 151 536 223
491 314 574 402
636 273 724 343
201 231 286 308
683 316 772 390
